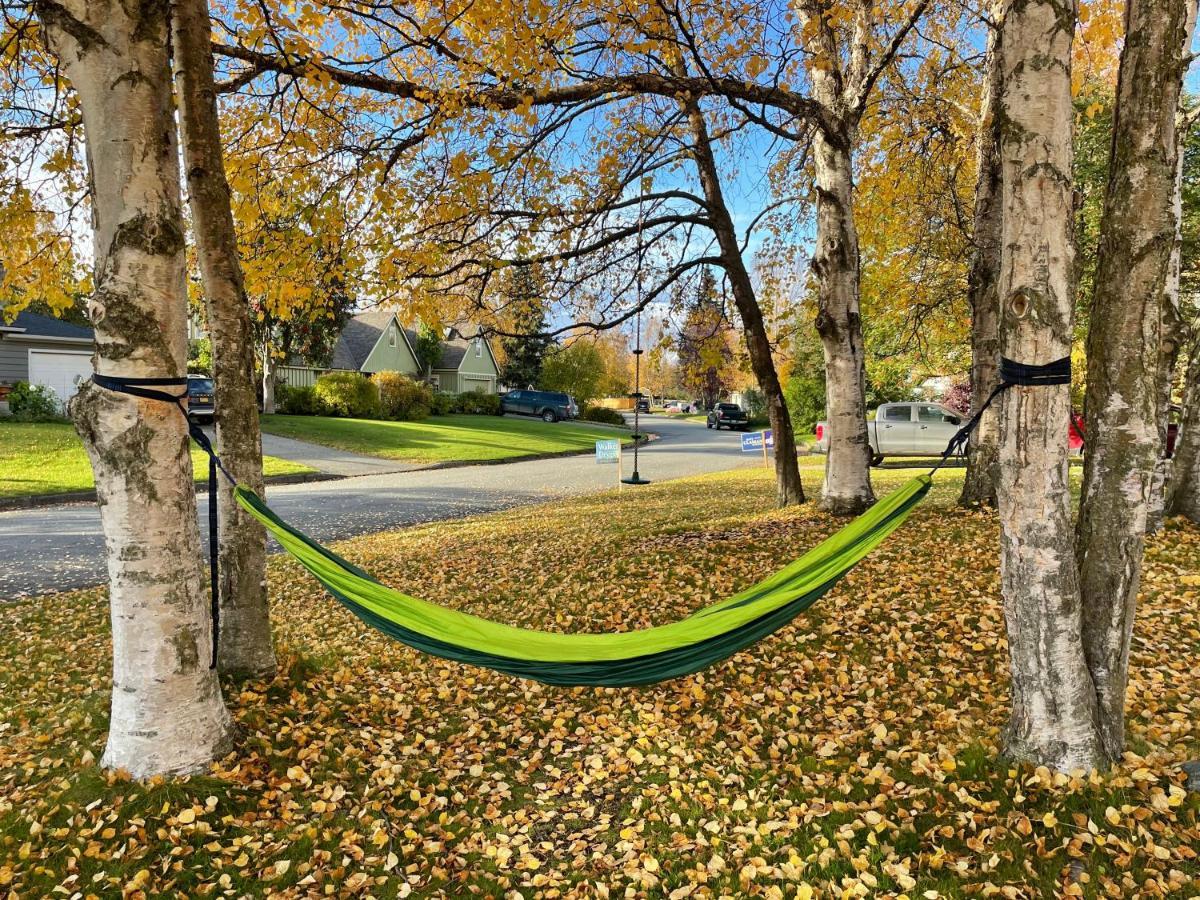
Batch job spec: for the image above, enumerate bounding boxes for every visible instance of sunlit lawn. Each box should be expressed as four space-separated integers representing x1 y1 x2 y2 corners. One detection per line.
260 413 631 464
0 421 313 498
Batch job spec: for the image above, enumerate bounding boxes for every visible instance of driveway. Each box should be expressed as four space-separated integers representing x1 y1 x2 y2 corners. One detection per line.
0 415 763 598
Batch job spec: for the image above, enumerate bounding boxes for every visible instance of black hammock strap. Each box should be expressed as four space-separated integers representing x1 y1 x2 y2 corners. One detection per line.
91 373 234 669
930 355 1073 475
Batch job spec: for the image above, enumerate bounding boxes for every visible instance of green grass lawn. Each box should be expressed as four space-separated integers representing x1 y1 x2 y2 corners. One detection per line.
260 412 631 464
0 420 314 499
1 465 1198 897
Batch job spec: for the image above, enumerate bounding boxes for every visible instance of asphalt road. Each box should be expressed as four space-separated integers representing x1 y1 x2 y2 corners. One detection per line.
0 415 761 599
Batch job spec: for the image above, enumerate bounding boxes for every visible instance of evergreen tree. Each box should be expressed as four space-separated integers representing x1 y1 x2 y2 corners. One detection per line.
498 266 552 388
413 322 443 380
675 267 732 409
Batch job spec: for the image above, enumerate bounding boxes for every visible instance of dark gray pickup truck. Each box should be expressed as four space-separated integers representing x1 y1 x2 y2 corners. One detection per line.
706 403 750 431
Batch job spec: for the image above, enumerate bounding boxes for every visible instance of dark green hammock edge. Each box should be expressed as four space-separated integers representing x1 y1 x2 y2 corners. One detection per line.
236 476 932 687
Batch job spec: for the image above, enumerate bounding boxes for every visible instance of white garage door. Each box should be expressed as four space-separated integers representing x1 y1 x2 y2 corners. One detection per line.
28 349 94 408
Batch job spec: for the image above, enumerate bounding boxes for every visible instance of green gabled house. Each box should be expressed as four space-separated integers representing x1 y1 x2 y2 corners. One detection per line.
306 310 499 395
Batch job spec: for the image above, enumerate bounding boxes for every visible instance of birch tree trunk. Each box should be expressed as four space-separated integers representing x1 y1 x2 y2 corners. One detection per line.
812 126 875 515
960 15 1004 509
1169 351 1200 520
995 0 1106 771
172 0 276 676
261 344 277 415
1077 0 1194 760
1153 6 1200 527
1145 151 1185 533
36 0 233 777
684 99 805 507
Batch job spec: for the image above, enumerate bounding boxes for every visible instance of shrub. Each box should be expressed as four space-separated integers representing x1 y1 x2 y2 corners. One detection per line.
313 372 380 418
8 381 65 421
581 404 626 426
276 383 320 416
455 391 501 416
429 392 455 416
372 371 432 421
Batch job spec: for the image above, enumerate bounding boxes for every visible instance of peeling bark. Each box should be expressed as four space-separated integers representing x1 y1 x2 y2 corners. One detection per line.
683 99 805 506
960 14 1004 509
1077 0 1194 761
172 0 276 677
36 0 233 777
995 0 1106 772
812 127 875 515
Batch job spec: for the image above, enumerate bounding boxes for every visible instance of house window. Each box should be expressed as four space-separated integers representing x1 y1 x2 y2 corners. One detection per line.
430 374 441 392
388 328 396 348
474 339 482 358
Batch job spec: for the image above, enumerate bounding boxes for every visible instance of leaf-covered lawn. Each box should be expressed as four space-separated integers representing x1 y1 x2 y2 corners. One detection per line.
0 421 314 498
1 467 1198 897
260 413 630 464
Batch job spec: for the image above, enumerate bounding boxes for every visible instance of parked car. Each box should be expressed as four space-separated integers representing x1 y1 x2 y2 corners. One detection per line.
707 402 750 431
500 389 578 422
814 402 961 465
636 396 650 413
187 374 215 424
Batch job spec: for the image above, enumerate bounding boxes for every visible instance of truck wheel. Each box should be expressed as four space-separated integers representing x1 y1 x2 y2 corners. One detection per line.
541 408 557 423
870 452 885 467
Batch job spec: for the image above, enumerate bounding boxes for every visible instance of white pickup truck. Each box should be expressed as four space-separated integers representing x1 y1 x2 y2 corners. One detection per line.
813 402 964 466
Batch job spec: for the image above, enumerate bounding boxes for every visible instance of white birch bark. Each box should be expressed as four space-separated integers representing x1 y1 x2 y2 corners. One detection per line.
794 0 875 516
1077 0 1196 760
811 128 875 514
1162 15 1200 524
995 0 1106 771
35 0 233 776
261 345 277 415
172 0 276 676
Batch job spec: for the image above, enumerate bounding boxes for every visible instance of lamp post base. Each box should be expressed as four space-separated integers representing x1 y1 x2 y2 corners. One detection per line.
621 473 652 486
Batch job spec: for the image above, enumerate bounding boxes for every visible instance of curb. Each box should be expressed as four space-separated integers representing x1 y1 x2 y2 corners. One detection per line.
0 434 659 512
410 432 656 473
0 470 343 512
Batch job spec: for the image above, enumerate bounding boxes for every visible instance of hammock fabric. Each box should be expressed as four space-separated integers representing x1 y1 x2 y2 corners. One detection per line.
234 474 932 687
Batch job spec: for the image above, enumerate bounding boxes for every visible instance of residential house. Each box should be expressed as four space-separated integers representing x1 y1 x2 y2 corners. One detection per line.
0 311 95 407
282 310 500 394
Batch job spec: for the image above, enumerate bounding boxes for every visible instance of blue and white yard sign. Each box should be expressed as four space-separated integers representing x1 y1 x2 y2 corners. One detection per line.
740 429 775 452
595 439 621 464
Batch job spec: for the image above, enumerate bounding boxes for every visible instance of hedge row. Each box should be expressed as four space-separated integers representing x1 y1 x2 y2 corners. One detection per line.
276 372 500 421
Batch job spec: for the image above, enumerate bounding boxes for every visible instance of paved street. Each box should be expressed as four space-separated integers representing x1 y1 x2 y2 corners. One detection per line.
0 415 761 598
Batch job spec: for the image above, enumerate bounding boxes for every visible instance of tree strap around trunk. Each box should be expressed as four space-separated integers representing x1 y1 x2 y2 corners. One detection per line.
930 355 1074 475
91 373 233 670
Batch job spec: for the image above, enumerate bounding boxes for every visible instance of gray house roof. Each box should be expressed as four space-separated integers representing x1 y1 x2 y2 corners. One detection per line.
328 312 490 374
402 326 483 372
0 310 94 341
328 310 395 370
435 335 472 371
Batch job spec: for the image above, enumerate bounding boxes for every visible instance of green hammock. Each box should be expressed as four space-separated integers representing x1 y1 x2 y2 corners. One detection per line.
234 474 932 686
